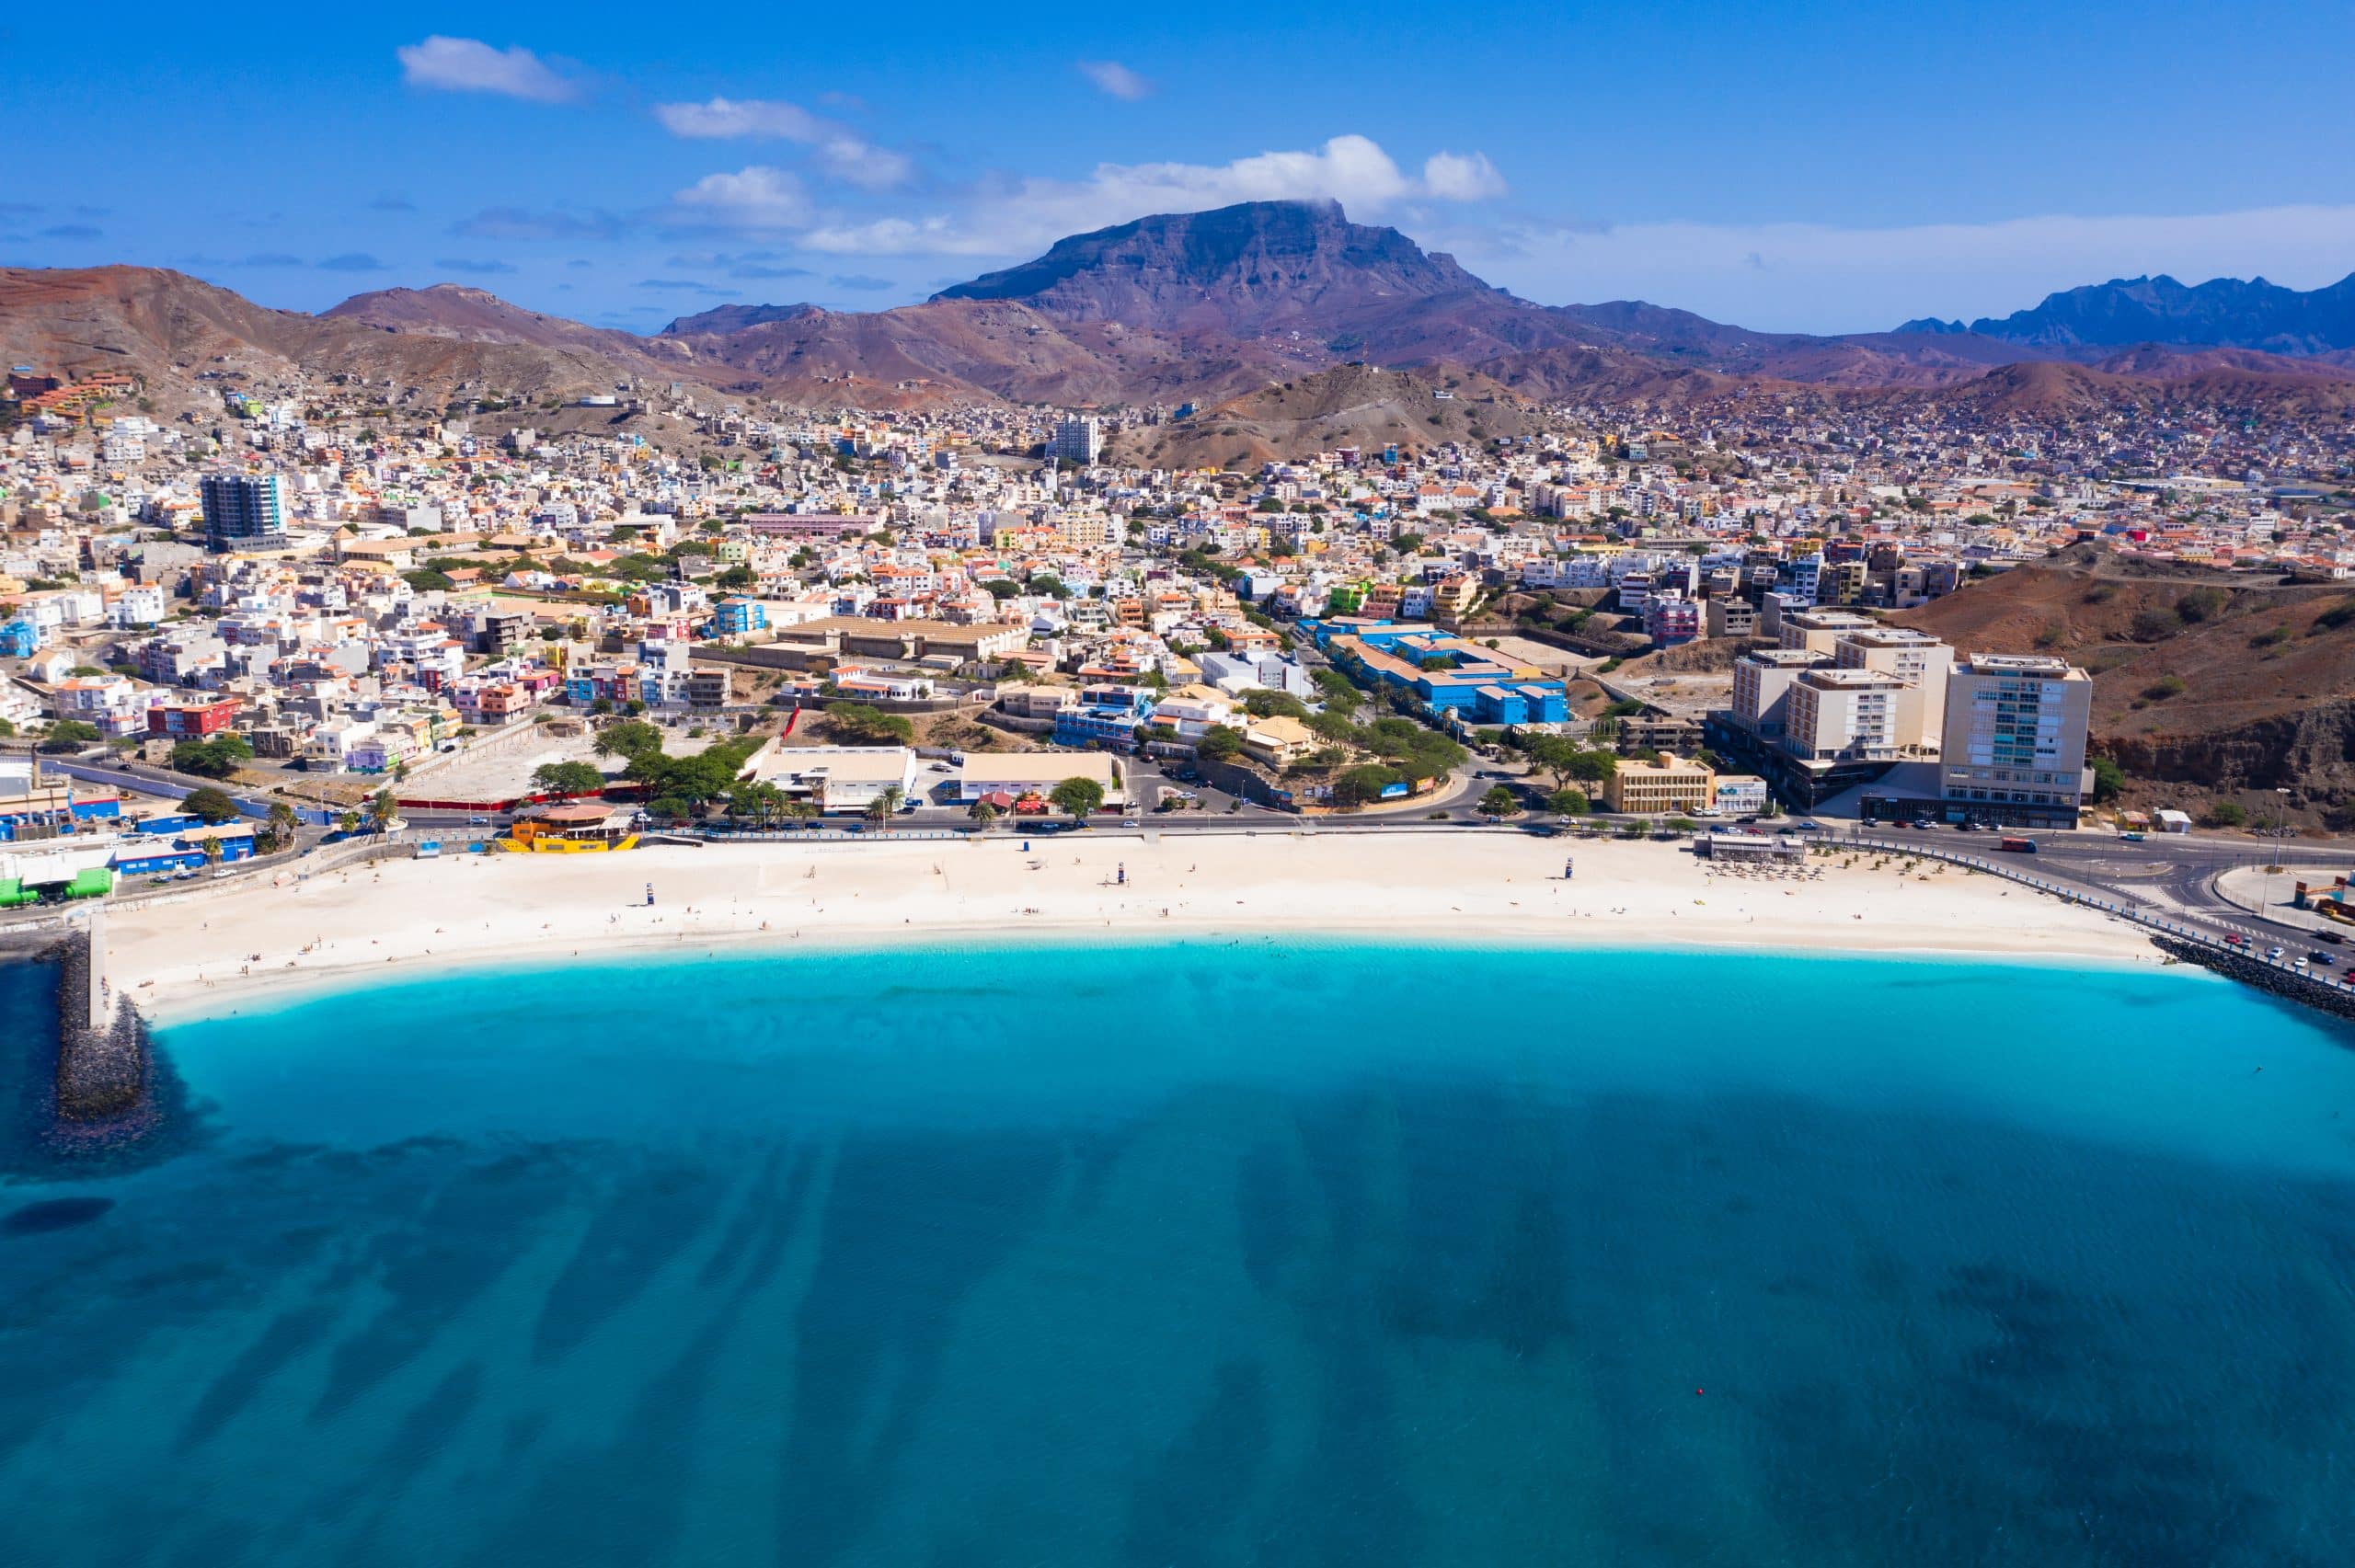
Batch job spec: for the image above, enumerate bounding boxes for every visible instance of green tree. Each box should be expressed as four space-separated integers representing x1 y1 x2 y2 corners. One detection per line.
593 719 665 762
39 719 101 752
263 800 300 852
367 788 400 834
2203 800 2247 828
1331 763 1402 807
1049 775 1106 822
968 800 1001 830
864 784 906 830
1196 725 1245 761
533 761 606 797
170 734 256 779
1242 690 1311 720
1545 787 1591 817
180 784 241 824
2089 756 2126 802
824 702 915 746
1478 784 1522 818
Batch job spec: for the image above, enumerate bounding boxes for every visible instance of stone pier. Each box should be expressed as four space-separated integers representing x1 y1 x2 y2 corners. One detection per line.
52 910 152 1123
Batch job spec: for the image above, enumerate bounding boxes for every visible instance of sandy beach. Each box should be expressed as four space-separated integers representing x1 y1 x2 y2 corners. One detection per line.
107 830 2167 1024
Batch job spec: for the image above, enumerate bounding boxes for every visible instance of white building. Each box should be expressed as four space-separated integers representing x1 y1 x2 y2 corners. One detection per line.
1938 654 2094 816
1049 416 1102 466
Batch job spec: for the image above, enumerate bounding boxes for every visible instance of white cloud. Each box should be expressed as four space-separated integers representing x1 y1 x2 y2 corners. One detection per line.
673 166 812 230
1077 61 1154 100
1452 203 2355 334
396 37 580 104
1421 151 1507 202
654 97 913 190
794 133 1507 256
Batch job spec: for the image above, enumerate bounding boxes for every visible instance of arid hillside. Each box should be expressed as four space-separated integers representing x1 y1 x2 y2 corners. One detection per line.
1896 544 2355 822
1109 363 1540 470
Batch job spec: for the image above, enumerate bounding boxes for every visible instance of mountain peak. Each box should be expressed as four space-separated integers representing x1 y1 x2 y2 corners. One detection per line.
925 199 1502 346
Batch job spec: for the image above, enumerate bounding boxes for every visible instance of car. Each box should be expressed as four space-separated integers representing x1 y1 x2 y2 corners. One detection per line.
2118 830 2145 841
1120 818 1140 828
2223 933 2249 947
2311 951 2338 966
2266 946 2286 961
466 815 491 826
1957 821 1982 832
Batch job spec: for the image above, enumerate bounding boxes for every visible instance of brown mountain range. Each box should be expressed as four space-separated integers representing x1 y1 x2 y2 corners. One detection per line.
8 202 2355 427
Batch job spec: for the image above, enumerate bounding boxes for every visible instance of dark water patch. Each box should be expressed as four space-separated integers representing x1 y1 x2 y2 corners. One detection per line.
178 1301 343 1451
378 1360 485 1485
1121 1359 1273 1567
310 1147 582 1421
530 1157 732 1364
769 1128 1078 1567
1 1196 113 1234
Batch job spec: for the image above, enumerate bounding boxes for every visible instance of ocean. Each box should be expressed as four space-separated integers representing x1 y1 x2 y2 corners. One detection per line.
4 940 2355 1566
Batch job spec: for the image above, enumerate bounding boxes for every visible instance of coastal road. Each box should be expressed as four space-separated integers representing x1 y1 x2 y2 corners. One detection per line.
1842 822 2355 948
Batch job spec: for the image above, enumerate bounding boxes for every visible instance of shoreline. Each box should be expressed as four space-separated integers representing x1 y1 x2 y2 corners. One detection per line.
108 833 2174 1026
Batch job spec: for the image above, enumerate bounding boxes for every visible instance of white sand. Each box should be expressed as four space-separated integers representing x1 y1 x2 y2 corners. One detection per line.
110 830 2165 1023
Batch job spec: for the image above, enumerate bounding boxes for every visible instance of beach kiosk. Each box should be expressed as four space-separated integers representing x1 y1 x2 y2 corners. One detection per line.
500 802 640 853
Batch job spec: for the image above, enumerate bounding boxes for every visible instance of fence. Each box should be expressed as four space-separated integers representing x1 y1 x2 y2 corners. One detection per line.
1841 834 2355 1000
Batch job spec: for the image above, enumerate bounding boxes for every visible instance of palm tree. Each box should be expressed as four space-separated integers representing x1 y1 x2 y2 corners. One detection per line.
265 801 299 853
336 810 362 835
968 800 1001 832
865 784 904 832
367 788 399 835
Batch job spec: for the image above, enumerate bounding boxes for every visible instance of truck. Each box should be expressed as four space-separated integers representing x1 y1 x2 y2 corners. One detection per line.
1998 836 2038 853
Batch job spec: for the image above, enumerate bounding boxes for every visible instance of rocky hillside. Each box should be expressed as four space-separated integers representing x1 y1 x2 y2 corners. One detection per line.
0 267 696 412
1108 363 1539 470
1895 545 2355 822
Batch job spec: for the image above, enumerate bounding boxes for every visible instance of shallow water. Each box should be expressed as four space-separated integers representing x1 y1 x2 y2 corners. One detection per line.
6 942 2355 1566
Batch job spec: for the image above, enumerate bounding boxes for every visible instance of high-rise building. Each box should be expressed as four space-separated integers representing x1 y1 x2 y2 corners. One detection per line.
1938 654 2093 816
1049 415 1102 465
1730 647 1830 741
1833 626 1954 750
1782 668 1908 762
200 473 285 552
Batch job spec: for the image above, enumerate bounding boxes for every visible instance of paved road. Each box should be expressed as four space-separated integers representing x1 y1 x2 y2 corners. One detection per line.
1838 822 2355 954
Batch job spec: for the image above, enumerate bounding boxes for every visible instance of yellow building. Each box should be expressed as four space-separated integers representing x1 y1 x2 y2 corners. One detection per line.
1603 752 1716 815
501 802 639 853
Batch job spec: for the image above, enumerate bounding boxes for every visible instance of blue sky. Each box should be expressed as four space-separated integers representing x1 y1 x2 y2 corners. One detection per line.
6 0 2353 334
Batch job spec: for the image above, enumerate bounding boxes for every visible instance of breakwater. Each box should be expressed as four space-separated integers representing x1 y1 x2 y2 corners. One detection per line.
49 915 153 1123
2151 934 2355 1023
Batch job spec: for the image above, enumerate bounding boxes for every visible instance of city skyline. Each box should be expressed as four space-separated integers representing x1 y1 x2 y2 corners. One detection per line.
7 0 2355 332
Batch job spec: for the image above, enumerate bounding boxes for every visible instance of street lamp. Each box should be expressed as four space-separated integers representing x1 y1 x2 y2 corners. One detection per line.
2264 786 2292 916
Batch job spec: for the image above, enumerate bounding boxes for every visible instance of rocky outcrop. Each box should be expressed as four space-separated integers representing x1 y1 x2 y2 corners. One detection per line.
2102 699 2355 797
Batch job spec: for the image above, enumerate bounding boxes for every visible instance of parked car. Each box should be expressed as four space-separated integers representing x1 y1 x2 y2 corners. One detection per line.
466 815 491 826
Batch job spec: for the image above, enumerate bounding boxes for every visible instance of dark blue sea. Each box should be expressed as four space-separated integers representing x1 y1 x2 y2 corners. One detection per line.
6 942 2355 1566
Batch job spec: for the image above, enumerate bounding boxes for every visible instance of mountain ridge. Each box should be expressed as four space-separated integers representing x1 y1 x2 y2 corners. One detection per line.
8 203 2355 423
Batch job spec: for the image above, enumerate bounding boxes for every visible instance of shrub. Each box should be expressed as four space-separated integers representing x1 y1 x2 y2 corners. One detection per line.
2142 675 2186 700
2177 587 2228 624
2129 607 2184 642
2203 800 2248 828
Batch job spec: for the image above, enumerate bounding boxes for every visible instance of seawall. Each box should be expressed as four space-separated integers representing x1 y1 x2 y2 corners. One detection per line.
2151 935 2355 1024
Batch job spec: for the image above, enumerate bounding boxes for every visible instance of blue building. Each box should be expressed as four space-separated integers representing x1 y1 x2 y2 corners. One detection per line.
1302 620 1569 726
112 823 258 877
1053 684 1157 752
711 597 767 636
0 619 40 657
200 473 286 553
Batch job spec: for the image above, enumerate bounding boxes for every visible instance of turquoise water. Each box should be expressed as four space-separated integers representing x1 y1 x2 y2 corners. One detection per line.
6 942 2355 1566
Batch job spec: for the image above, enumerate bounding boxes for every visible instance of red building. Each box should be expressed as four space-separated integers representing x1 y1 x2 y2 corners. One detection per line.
148 696 241 738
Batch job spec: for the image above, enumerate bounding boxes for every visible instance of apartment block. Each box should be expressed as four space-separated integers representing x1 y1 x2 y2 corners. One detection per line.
1938 654 2094 813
